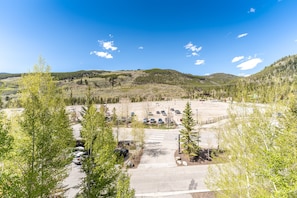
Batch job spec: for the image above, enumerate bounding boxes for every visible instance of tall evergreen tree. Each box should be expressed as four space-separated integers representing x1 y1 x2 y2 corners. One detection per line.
180 102 200 158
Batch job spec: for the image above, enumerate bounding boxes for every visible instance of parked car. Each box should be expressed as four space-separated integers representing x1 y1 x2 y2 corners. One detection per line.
150 118 156 124
148 112 153 116
73 157 82 165
114 148 129 158
175 110 181 114
72 151 86 165
158 118 164 124
161 110 167 116
126 117 132 123
143 118 149 124
156 111 160 114
74 146 85 152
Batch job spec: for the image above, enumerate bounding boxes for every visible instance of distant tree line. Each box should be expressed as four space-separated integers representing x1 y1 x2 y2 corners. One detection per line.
0 73 22 80
65 96 120 106
52 71 132 81
64 94 170 106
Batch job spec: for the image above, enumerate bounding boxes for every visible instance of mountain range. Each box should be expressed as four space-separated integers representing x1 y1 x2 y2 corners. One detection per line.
1 54 297 106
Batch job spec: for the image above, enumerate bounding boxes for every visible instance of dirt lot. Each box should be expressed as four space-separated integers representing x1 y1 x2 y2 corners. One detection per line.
103 99 229 123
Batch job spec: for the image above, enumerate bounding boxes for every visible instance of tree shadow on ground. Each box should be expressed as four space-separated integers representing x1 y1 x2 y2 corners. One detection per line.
144 147 168 157
188 179 198 190
143 142 167 157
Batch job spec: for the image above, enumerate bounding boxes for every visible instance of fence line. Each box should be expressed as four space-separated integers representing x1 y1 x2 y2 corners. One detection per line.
199 115 229 125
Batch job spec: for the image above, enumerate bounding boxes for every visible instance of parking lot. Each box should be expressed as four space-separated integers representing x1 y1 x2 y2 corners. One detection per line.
63 100 231 197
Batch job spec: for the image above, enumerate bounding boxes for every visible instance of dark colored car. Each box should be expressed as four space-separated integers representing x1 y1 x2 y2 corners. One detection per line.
114 148 129 158
158 118 164 124
175 110 181 114
150 118 156 124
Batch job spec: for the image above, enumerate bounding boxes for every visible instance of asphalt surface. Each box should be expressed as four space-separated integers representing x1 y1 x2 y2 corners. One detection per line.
63 124 223 198
130 165 211 198
62 163 85 198
62 101 230 198
62 124 85 198
127 127 222 198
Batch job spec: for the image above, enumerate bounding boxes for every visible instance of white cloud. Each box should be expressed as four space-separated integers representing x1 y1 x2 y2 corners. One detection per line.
138 46 144 50
184 42 202 56
232 56 244 63
248 8 255 13
237 58 262 70
90 51 113 59
195 59 205 65
204 73 210 76
98 40 118 51
237 33 248 38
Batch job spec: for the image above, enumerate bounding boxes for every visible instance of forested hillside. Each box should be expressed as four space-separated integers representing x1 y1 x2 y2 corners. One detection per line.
1 54 297 107
133 69 238 86
228 54 297 103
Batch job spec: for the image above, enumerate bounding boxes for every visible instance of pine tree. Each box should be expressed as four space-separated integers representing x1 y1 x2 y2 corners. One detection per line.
180 102 200 158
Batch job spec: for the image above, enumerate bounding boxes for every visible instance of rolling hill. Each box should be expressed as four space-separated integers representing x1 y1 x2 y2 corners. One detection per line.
1 54 297 107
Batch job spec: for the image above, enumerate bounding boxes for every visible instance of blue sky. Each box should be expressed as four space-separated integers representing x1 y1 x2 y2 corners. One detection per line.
1 0 297 76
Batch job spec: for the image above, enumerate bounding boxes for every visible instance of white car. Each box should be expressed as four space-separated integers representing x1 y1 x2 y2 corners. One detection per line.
73 151 87 165
73 156 83 165
74 146 85 151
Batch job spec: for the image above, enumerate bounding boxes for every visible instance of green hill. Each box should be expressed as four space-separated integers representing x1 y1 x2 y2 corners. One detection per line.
229 54 297 103
250 55 297 81
1 54 297 107
133 69 239 87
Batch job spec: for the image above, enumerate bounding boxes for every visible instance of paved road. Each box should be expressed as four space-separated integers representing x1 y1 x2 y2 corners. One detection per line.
64 121 224 198
138 129 178 169
62 124 85 198
62 163 85 198
128 124 223 198
130 165 211 198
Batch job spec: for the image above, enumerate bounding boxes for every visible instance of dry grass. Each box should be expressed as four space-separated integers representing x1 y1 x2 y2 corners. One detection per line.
191 191 216 198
